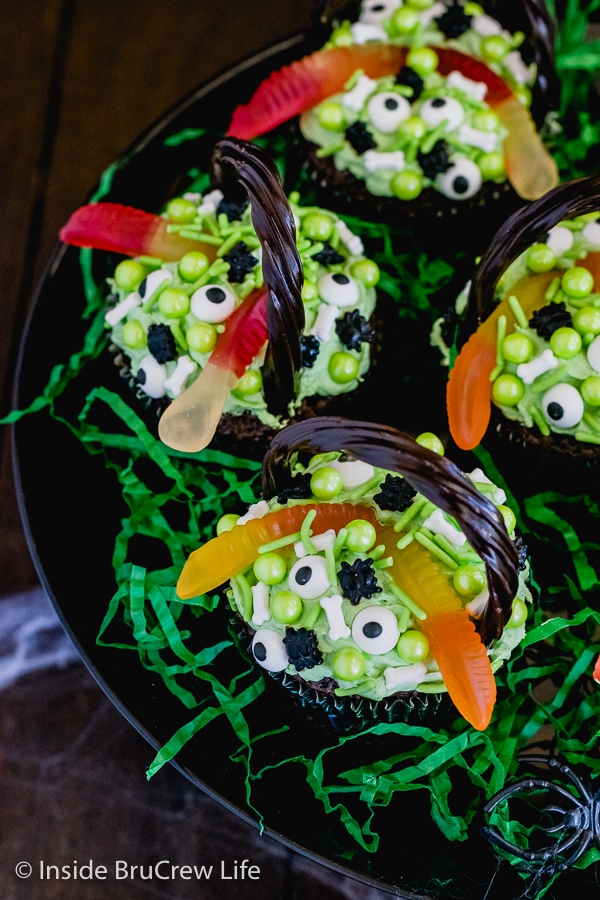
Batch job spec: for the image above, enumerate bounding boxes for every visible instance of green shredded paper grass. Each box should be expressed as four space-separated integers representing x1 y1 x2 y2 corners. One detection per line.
6 5 600 897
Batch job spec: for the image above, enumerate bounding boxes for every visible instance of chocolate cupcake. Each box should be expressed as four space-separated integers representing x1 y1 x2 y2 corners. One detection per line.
226 1 558 249
176 417 532 735
60 138 382 455
436 175 600 469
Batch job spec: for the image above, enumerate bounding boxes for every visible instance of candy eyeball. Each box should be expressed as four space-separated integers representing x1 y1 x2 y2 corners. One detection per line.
136 355 168 398
587 335 600 373
367 91 411 133
359 0 401 24
542 383 584 428
252 629 288 672
288 556 330 600
329 457 375 489
190 283 236 323
419 96 465 131
351 606 400 654
437 159 483 200
318 272 360 308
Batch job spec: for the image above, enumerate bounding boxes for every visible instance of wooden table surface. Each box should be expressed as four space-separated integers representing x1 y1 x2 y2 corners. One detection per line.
0 2 393 897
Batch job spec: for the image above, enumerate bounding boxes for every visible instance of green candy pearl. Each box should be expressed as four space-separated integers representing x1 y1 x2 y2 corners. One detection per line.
471 110 499 133
573 306 600 336
502 332 533 364
526 243 556 273
396 629 430 663
328 351 360 384
114 259 146 291
253 552 287 585
453 564 486 597
158 287 190 318
406 47 438 76
581 375 600 406
481 35 510 63
233 368 263 398
317 100 346 132
398 116 427 140
349 258 380 288
178 251 210 283
344 519 377 553
302 281 319 302
415 432 444 455
302 212 334 242
270 590 303 624
166 197 197 224
391 170 423 201
310 466 343 500
405 0 434 8
216 513 239 535
506 597 528 629
550 327 582 359
391 6 419 33
186 322 217 354
492 373 525 407
561 266 594 299
331 646 366 681
122 319 147 350
478 152 505 181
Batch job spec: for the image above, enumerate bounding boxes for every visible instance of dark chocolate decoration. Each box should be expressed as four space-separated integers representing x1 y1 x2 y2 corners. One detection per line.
147 323 177 363
418 140 452 179
345 121 377 155
283 627 323 671
262 417 519 642
395 66 424 101
210 137 304 415
468 175 600 330
338 557 382 605
529 301 572 339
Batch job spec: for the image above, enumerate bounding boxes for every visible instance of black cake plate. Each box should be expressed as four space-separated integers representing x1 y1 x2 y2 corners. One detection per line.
12 33 600 900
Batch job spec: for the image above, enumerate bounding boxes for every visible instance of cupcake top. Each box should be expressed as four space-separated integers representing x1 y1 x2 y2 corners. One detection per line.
177 417 531 730
60 139 380 452
320 0 555 113
437 175 600 452
299 52 508 203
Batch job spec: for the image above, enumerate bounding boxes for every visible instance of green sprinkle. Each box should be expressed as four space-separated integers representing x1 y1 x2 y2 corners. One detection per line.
217 230 243 257
335 678 377 697
575 429 600 444
333 527 348 557
394 496 428 532
420 120 449 154
325 546 338 586
231 573 253 620
178 230 223 244
496 314 507 368
583 411 600 433
141 277 171 313
258 531 301 554
347 473 385 500
417 681 447 694
373 556 393 570
528 404 551 435
396 532 415 550
507 295 529 329
388 581 427 621
301 508 318 555
415 531 459 570
238 278 257 299
489 363 503 382
303 599 323 629
397 605 411 633
432 532 462 565
369 544 386 561
170 322 188 353
544 277 561 302
530 363 568 394
137 255 163 267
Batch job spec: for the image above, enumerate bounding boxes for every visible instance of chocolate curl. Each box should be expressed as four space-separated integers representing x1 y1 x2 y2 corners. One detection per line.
263 416 520 643
210 138 304 414
467 174 600 330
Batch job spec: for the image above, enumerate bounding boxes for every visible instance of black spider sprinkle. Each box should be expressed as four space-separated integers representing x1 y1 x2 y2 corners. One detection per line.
338 558 382 605
313 242 345 266
434 1 472 38
514 536 529 572
275 472 313 504
147 323 177 363
283 627 323 671
335 309 375 351
223 241 259 283
301 334 321 368
345 121 377 154
418 140 452 178
395 66 424 101
217 193 250 221
373 474 416 512
529 301 573 339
